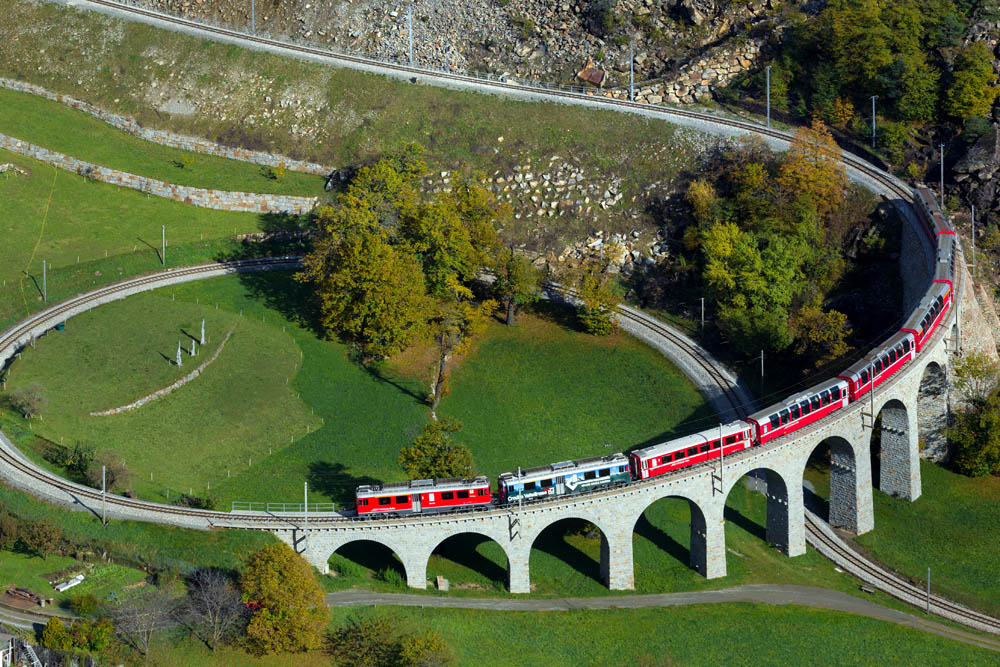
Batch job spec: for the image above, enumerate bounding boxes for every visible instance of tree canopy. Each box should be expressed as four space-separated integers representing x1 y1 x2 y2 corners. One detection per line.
398 418 476 479
240 543 329 654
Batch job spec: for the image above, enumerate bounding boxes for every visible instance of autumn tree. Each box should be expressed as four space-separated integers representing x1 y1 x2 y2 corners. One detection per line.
240 543 328 655
19 518 61 559
398 418 475 479
492 245 541 325
184 569 246 652
0 510 17 550
41 617 73 650
86 451 133 493
777 120 847 220
398 630 457 666
7 382 47 418
788 305 854 369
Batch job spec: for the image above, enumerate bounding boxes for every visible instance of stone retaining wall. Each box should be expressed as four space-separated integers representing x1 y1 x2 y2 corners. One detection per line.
0 134 318 214
91 326 236 416
0 77 333 176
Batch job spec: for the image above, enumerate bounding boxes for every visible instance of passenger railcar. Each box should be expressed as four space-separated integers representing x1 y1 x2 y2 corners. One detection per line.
498 454 629 503
748 379 849 445
838 331 915 401
628 421 753 480
356 476 492 515
900 282 951 352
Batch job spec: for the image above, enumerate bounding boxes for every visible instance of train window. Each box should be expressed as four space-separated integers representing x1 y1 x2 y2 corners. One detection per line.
888 349 896 363
541 479 553 488
779 409 790 424
442 491 455 499
359 499 368 506
378 497 392 506
619 466 627 473
725 434 738 445
687 447 698 458
790 405 800 420
584 471 597 480
700 443 710 454
478 489 487 496
874 359 883 373
831 386 841 401
810 396 820 410
600 468 611 477
769 414 779 429
457 490 470 499
903 339 911 352
521 483 534 493
821 390 830 404
396 496 409 504
861 369 869 384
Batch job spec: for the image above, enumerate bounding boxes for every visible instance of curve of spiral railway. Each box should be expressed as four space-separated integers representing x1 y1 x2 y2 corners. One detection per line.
3 0 997 635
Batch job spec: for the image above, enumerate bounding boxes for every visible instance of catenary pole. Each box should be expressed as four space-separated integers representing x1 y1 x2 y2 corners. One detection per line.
870 96 878 148
926 568 931 614
251 0 255 34
101 465 106 526
304 481 308 534
629 37 635 102
765 66 771 129
42 260 46 302
972 205 976 278
700 297 705 330
940 144 945 207
408 5 414 67
161 225 166 265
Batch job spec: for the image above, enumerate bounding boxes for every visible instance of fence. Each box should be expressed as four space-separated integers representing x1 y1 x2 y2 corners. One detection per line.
231 501 336 513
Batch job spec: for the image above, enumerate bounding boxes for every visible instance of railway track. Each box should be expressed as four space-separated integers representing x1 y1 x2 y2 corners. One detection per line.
10 0 996 636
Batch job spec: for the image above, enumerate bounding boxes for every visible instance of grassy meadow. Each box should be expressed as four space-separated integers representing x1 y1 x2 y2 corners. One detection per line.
2 272 714 508
0 87 324 196
0 549 145 608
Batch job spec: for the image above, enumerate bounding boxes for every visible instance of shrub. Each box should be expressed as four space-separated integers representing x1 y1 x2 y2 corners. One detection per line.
40 617 73 650
375 567 406 588
69 593 100 616
7 382 47 418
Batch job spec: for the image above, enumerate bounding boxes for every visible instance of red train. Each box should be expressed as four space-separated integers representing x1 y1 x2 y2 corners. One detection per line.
354 186 956 514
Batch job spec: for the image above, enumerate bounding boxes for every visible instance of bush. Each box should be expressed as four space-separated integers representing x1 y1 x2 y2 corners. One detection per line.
877 121 909 163
375 567 406 588
7 382 47 418
40 617 73 650
328 615 457 667
69 593 100 616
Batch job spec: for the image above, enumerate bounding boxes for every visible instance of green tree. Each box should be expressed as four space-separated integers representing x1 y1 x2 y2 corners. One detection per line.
328 614 401 666
41 616 74 650
574 254 620 336
898 61 941 122
788 305 854 369
945 42 1000 119
398 418 475 480
0 510 17 550
241 543 328 655
7 382 47 418
492 245 541 326
19 518 60 558
949 394 1000 477
427 279 497 417
952 350 1000 404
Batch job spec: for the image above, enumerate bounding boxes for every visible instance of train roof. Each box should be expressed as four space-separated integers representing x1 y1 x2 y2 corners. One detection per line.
901 282 951 331
356 476 489 496
748 377 848 425
498 453 627 483
630 421 750 460
839 330 914 378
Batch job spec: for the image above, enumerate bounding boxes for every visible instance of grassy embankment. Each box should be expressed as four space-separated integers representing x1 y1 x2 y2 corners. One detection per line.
0 87 323 196
144 604 999 666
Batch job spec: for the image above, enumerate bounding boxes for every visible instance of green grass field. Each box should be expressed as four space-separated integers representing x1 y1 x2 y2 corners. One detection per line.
0 87 323 196
0 148 264 288
854 461 1000 617
146 603 998 666
3 272 716 507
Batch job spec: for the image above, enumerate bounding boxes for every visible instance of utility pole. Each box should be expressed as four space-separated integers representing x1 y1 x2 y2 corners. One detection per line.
101 465 106 526
760 349 764 398
304 481 308 534
161 225 166 265
940 143 945 207
700 297 705 331
629 36 635 102
870 95 878 148
926 568 931 614
408 5 414 67
971 205 976 278
251 0 255 34
765 65 771 129
42 260 46 302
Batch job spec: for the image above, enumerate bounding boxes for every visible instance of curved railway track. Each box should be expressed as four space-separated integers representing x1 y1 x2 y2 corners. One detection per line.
8 0 996 635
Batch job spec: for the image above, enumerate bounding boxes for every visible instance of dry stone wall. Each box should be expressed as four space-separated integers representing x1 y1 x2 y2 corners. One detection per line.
0 134 318 214
0 77 332 176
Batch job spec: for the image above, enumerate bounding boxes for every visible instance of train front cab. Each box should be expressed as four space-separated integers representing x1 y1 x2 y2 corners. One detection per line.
749 380 849 446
